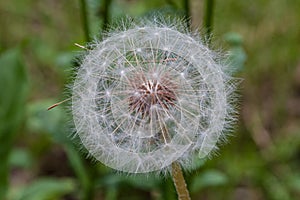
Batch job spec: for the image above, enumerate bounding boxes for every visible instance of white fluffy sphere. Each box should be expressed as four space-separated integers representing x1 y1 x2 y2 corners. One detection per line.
72 20 236 173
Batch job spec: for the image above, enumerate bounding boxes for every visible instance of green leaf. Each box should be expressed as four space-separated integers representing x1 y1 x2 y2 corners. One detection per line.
14 178 76 200
27 99 70 144
97 174 124 187
64 144 91 196
224 32 247 74
97 173 161 190
0 48 28 199
126 174 161 190
286 173 300 192
9 148 33 169
190 170 228 192
27 99 94 200
263 173 291 200
0 48 28 129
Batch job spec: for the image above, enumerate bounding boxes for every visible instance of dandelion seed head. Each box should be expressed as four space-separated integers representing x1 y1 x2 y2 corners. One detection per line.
72 19 238 173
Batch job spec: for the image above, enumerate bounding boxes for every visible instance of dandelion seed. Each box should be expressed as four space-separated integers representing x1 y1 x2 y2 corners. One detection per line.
71 19 237 173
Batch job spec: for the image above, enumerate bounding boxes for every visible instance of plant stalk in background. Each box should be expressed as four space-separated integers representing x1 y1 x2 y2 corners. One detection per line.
204 0 215 44
183 0 190 30
101 0 112 32
79 0 90 42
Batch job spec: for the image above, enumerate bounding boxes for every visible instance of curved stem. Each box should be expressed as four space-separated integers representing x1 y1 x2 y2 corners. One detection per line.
171 162 191 200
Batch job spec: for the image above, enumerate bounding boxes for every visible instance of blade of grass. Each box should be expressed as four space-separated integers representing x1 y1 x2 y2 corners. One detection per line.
204 0 215 44
183 0 191 30
79 0 91 42
0 48 28 200
101 0 112 32
64 144 94 200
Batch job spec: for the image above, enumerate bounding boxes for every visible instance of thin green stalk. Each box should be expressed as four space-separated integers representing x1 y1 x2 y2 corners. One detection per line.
204 0 215 44
183 0 191 30
101 0 112 32
79 0 90 43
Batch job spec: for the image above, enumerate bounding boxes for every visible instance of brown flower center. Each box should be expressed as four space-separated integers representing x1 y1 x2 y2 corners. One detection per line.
129 76 177 117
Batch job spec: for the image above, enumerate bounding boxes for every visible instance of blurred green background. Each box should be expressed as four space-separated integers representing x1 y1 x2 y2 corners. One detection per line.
1 0 300 199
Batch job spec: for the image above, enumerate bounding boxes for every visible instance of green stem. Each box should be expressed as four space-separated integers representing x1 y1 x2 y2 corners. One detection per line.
79 0 90 43
204 0 215 44
171 162 191 200
165 0 177 7
183 0 190 30
101 0 112 32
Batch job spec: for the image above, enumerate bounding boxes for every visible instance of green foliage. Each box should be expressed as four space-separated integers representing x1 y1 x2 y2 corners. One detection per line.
10 178 76 200
224 32 247 74
190 170 228 192
27 99 69 142
27 99 93 199
0 0 300 199
0 48 28 200
9 148 33 169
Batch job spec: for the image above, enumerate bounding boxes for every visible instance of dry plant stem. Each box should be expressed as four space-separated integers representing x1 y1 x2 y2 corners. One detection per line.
171 162 191 200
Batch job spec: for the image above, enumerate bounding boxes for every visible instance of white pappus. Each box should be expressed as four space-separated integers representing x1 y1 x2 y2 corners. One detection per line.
71 18 238 174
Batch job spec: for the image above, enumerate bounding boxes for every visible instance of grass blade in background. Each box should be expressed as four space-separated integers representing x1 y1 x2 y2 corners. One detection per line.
203 0 214 44
0 48 28 200
79 0 91 42
64 144 94 200
183 0 190 30
14 178 75 200
27 99 94 199
101 0 113 32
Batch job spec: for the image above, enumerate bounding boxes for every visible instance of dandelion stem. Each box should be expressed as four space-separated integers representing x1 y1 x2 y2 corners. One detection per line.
161 127 191 200
79 0 90 42
171 162 191 200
